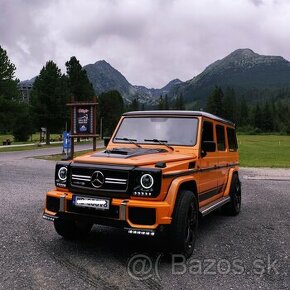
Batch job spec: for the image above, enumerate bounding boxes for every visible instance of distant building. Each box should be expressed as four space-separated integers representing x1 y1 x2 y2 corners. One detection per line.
18 80 33 103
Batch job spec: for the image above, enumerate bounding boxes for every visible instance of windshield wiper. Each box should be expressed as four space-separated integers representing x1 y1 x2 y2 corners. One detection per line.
144 139 174 151
115 137 142 148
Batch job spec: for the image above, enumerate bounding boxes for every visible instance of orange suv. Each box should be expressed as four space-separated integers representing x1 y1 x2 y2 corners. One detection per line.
43 111 241 257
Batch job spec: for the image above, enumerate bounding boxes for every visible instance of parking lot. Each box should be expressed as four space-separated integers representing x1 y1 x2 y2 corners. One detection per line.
0 148 289 289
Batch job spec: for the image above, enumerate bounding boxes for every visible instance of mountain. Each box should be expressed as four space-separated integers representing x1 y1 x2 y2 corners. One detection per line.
83 60 183 104
171 48 290 106
19 49 290 106
84 60 134 101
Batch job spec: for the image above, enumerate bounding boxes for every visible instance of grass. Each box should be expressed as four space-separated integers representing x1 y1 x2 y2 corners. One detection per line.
237 135 290 168
2 132 290 167
0 143 62 152
0 133 60 145
38 135 290 167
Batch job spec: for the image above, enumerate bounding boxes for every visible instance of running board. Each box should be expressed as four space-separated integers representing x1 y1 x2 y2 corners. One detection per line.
199 196 231 216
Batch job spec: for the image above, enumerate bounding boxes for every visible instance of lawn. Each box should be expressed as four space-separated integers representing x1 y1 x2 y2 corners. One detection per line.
0 133 61 145
237 134 290 168
34 135 290 167
1 133 290 168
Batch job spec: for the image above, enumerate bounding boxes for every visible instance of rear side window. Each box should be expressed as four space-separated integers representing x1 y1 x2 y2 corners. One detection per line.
202 121 214 142
216 125 226 151
227 127 238 151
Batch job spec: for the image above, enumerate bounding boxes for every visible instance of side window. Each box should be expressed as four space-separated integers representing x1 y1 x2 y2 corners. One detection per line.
202 121 214 142
227 127 238 151
216 125 226 151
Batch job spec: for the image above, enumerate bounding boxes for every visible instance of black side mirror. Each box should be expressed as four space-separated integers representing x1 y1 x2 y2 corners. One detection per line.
103 137 111 147
202 141 216 153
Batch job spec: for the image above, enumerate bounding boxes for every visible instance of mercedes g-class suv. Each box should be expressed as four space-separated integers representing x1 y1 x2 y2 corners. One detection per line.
43 111 241 257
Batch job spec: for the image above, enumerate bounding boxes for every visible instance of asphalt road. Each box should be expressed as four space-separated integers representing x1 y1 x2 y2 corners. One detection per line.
0 148 289 289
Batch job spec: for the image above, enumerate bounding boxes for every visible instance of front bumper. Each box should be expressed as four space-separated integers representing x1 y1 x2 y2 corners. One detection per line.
44 190 172 230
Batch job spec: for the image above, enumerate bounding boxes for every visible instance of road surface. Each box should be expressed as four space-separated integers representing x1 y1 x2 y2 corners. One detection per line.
0 148 289 289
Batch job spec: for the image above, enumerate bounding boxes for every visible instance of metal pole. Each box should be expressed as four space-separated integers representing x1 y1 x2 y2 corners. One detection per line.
100 117 103 139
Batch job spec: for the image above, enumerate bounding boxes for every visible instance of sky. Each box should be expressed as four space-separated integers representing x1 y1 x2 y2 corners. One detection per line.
1 0 290 88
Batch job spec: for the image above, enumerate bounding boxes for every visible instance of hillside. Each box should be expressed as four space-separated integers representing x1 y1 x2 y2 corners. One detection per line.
83 61 183 104
171 49 290 106
20 49 290 106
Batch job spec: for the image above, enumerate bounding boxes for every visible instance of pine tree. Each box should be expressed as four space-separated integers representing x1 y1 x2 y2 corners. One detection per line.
0 46 28 136
174 94 185 110
30 61 69 144
206 86 224 117
223 87 236 122
128 98 140 111
240 97 249 126
158 95 164 110
253 103 263 130
262 101 273 132
164 94 169 110
0 45 19 100
65 56 95 101
98 90 124 136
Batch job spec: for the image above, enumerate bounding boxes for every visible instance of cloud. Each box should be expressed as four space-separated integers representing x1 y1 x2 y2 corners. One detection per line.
0 0 290 87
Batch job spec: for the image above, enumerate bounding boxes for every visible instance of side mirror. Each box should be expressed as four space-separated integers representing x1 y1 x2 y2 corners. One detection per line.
103 137 111 147
202 141 216 153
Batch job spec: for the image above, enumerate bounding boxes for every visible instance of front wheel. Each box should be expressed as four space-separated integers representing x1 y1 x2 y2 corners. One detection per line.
168 190 198 258
54 218 93 240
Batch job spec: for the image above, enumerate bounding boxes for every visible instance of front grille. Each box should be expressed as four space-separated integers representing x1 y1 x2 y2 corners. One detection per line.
70 163 131 193
66 200 119 219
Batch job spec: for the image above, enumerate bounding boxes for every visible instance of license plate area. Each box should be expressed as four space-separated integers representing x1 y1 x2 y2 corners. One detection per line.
72 195 110 210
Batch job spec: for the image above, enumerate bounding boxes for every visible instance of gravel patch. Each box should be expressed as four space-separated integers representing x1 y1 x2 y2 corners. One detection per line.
241 168 290 181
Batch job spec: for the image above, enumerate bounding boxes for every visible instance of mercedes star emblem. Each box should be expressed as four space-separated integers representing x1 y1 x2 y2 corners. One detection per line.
91 171 105 188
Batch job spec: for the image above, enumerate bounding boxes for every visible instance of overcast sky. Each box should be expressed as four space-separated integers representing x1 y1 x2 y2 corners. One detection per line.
1 0 290 88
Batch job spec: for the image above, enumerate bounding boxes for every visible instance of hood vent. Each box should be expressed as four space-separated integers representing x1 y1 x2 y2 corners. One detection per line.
91 148 167 159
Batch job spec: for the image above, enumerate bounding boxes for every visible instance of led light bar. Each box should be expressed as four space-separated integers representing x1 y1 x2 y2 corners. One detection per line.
127 228 155 236
133 191 152 197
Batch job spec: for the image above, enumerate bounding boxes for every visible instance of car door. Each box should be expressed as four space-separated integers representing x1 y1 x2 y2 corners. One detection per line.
215 124 229 194
197 119 220 205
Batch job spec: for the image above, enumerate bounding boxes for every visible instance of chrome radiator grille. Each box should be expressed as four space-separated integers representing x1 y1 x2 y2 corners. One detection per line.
70 164 130 192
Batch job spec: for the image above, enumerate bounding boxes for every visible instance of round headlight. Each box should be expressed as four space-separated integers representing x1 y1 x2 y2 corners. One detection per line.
140 174 154 189
58 167 67 181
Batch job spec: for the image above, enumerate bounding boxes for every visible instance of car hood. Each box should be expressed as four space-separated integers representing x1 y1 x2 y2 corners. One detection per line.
73 147 194 167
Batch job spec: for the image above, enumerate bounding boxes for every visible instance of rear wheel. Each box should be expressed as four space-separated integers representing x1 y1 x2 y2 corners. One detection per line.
168 190 198 258
222 174 241 216
54 218 93 240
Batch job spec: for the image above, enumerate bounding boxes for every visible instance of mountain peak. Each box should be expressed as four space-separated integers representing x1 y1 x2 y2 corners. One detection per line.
94 59 110 65
199 48 289 78
229 48 257 58
167 78 183 85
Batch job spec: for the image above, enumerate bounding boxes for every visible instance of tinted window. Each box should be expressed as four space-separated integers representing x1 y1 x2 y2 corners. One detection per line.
114 117 198 146
227 127 238 151
202 121 214 142
216 125 226 151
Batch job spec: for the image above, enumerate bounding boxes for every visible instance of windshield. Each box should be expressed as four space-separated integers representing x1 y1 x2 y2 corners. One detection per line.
113 117 198 146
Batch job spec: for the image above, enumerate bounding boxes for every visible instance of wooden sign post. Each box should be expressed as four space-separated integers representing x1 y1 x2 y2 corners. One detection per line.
67 96 98 159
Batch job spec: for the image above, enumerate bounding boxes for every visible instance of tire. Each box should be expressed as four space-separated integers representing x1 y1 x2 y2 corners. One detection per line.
222 174 241 216
168 190 198 258
54 218 93 240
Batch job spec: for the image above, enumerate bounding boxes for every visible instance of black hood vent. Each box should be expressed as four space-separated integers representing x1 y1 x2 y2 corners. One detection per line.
91 148 167 159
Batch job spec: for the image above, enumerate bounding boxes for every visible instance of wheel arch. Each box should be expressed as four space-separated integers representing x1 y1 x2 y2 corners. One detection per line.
223 168 240 197
165 176 199 217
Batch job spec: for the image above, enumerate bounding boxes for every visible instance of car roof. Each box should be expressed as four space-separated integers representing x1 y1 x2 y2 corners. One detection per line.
123 110 235 127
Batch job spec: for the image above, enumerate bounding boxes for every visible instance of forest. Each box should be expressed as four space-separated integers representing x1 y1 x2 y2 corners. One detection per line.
1 45 290 143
